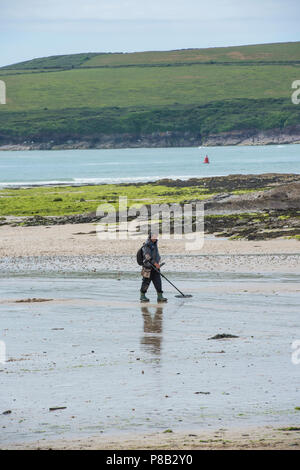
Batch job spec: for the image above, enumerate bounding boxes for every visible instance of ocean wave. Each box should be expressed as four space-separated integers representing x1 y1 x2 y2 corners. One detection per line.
0 174 219 188
0 180 74 188
71 174 212 183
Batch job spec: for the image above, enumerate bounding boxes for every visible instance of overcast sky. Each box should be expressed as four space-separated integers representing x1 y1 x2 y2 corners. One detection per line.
1 0 299 67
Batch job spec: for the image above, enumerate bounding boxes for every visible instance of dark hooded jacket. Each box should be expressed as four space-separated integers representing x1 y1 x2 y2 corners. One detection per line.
142 237 161 268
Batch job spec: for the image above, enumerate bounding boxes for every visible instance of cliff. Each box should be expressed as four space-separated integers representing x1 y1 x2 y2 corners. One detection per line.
1 125 300 151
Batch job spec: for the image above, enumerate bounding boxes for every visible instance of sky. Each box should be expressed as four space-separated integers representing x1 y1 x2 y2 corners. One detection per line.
0 0 299 67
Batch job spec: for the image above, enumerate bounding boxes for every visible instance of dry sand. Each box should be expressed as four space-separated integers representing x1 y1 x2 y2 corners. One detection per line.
5 426 300 450
0 223 299 257
1 223 299 274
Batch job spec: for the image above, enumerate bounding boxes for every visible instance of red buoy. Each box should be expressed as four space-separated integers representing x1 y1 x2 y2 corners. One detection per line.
203 155 209 164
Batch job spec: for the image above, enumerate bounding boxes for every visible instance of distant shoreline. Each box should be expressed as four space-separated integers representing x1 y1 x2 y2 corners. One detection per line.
1 127 300 151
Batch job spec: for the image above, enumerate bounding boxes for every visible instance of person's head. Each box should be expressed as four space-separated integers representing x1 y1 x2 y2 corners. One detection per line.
149 232 158 243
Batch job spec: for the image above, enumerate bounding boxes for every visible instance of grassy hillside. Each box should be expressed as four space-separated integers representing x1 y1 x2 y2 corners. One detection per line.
1 53 99 70
4 42 300 69
0 42 299 145
83 42 300 67
0 99 298 142
1 64 299 112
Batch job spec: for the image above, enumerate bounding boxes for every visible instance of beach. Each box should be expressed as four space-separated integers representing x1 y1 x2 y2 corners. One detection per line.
0 223 300 273
1 12 300 452
1 223 300 450
5 426 300 450
0 169 300 450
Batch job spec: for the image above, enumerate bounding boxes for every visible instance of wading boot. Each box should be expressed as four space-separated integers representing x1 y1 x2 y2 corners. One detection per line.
140 292 150 303
157 292 168 303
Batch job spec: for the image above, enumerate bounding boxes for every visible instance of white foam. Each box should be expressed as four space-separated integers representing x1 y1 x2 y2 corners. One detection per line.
0 174 223 188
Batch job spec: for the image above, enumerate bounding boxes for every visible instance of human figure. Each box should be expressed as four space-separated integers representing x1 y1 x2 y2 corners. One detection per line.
140 233 167 303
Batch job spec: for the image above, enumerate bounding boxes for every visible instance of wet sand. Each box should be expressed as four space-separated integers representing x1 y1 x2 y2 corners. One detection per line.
1 224 300 450
1 274 299 449
6 426 300 450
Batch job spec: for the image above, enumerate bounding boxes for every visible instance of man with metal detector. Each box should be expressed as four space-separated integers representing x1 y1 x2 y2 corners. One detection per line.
139 233 168 303
137 233 192 301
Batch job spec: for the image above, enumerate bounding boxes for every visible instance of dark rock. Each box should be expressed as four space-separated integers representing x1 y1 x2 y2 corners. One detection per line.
49 407 67 411
208 334 239 340
15 298 53 303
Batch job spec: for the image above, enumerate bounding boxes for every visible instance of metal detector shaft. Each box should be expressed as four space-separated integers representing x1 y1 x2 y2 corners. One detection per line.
149 261 186 297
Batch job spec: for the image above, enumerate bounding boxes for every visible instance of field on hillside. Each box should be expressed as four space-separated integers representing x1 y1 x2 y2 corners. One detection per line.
1 64 299 112
3 42 300 69
0 42 299 143
83 42 300 66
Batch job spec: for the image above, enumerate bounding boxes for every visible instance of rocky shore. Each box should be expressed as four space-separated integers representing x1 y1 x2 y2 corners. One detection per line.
202 126 300 146
1 126 300 150
1 174 299 241
2 209 300 241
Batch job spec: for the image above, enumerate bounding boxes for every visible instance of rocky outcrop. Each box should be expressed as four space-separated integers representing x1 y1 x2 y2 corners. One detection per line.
205 182 300 212
204 210 300 240
0 132 202 151
153 173 300 191
202 125 300 146
1 126 300 150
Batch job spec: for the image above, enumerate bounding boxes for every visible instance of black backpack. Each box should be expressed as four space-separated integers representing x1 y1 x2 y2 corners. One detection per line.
136 244 144 266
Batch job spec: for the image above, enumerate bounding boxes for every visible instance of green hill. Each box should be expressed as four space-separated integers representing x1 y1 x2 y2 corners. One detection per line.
0 42 300 146
1 53 99 71
4 42 300 69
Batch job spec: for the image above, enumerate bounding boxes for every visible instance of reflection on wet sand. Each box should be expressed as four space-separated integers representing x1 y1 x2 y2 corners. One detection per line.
140 306 164 357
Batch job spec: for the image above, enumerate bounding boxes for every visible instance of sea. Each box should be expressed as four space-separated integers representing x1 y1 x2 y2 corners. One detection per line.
0 144 299 187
